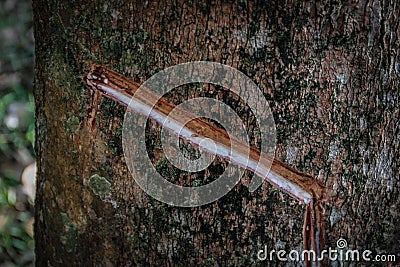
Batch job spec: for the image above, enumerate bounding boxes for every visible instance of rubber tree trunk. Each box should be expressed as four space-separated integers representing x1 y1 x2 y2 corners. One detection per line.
34 1 399 266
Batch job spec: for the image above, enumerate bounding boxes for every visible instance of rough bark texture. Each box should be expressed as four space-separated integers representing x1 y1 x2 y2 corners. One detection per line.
34 1 399 266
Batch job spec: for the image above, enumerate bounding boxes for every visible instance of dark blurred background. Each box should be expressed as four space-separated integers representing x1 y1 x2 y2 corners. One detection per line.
0 0 35 265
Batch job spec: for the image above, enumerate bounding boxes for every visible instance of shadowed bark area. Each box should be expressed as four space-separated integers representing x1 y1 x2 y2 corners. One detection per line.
34 0 399 266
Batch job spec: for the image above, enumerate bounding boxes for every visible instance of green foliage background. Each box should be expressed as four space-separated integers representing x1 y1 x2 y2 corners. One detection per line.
0 0 35 265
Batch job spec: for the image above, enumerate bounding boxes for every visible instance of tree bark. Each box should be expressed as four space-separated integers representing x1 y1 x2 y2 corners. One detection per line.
34 1 399 266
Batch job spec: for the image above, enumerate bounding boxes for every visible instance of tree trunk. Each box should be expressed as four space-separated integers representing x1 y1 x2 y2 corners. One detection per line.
34 1 399 266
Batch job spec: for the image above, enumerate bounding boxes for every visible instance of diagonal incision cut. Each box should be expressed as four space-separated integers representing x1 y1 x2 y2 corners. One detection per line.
83 64 328 266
